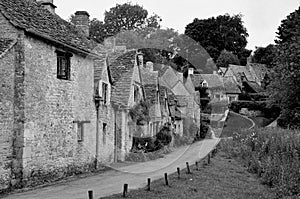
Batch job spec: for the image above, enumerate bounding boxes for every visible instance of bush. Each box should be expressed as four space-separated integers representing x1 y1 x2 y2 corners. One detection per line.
155 126 172 146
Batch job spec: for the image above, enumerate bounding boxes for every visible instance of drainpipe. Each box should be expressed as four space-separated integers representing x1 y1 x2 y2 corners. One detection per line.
94 96 101 169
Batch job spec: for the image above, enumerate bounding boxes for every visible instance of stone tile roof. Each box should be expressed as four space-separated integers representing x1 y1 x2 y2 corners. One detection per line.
191 74 204 87
200 74 224 89
0 0 94 53
0 38 15 58
223 76 241 94
158 85 176 106
227 64 256 82
175 95 188 107
111 69 133 107
109 50 136 83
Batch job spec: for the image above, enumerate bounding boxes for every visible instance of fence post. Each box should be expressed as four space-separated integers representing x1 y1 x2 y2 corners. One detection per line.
147 178 151 191
208 153 211 164
88 190 93 199
164 173 169 186
186 162 191 174
177 167 180 179
123 184 128 197
195 161 199 170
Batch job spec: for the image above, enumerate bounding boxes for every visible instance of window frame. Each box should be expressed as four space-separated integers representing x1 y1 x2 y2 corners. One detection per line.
102 82 108 104
56 50 72 80
103 123 107 144
77 123 84 142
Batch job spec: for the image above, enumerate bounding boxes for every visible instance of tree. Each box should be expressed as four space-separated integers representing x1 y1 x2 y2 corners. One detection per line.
268 6 300 129
184 14 251 64
89 19 109 43
216 50 240 68
104 3 161 36
252 44 277 67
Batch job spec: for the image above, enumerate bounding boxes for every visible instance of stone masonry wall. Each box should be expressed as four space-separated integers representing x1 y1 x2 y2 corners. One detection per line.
22 35 97 185
0 12 20 39
0 45 15 190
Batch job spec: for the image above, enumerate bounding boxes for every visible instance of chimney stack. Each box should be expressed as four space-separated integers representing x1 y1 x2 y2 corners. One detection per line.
74 11 90 37
37 0 56 14
136 51 144 67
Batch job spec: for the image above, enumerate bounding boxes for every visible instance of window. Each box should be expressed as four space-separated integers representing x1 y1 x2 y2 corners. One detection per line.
56 51 72 80
74 121 90 142
134 85 140 102
103 123 107 144
202 82 208 87
77 123 84 142
102 83 108 104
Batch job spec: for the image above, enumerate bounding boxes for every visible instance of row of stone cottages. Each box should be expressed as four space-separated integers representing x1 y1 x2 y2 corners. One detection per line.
0 0 201 190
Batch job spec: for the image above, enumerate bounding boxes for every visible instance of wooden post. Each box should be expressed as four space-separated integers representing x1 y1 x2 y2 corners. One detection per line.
186 162 191 174
177 167 180 179
88 190 93 199
123 184 128 197
147 178 151 191
164 173 169 186
196 161 199 170
208 153 211 164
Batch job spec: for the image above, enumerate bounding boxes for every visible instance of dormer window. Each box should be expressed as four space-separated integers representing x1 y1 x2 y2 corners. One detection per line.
202 81 208 87
56 50 72 80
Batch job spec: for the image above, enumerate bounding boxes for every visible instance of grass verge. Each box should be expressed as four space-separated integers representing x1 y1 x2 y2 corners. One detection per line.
102 151 274 199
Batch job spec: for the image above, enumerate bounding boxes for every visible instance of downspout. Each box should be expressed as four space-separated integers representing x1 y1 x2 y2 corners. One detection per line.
94 97 100 169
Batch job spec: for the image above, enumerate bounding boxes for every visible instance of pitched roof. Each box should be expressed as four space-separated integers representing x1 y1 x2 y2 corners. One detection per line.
223 76 241 94
243 81 264 93
175 95 188 107
219 67 228 74
158 85 176 106
109 50 136 83
191 74 204 87
0 0 94 53
0 38 15 58
111 69 133 106
227 64 256 82
200 74 224 89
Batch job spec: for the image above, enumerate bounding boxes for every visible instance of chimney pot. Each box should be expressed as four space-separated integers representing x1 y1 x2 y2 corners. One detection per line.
188 68 194 76
74 11 90 37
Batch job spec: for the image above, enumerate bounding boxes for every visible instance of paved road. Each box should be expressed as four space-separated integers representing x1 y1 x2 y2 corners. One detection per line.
3 138 220 199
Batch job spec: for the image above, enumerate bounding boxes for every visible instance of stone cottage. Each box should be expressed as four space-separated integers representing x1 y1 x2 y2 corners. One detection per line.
109 50 144 161
0 0 106 190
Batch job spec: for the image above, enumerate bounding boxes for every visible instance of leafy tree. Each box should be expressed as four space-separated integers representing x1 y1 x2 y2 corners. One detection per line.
104 3 161 36
252 44 277 67
216 49 240 68
89 18 109 43
184 14 251 64
268 6 300 129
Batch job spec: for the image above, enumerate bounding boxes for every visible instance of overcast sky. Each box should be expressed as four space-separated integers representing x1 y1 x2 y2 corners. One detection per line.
55 0 299 51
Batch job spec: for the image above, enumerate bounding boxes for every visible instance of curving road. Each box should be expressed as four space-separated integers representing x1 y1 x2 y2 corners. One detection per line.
3 138 220 199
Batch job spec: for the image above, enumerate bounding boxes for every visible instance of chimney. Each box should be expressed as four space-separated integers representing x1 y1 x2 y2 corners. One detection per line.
188 68 194 76
136 51 144 67
37 0 56 14
213 70 217 75
74 11 90 37
146 61 154 71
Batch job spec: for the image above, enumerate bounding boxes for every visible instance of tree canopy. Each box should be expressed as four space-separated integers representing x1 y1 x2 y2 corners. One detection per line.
216 50 240 68
268 6 300 129
252 44 277 67
184 14 251 65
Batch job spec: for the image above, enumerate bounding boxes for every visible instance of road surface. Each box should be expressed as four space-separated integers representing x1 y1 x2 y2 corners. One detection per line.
3 138 220 199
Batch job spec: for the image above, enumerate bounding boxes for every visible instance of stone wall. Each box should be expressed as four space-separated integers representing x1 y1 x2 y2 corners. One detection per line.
21 35 97 185
0 12 20 38
0 44 15 190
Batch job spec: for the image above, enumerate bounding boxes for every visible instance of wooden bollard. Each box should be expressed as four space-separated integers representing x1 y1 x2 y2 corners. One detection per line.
208 153 211 164
177 167 180 179
88 190 93 199
123 184 128 197
147 178 151 191
195 161 199 170
164 173 169 186
186 162 191 174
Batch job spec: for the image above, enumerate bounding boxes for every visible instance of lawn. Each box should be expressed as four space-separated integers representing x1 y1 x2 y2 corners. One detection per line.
220 112 253 137
102 151 274 199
